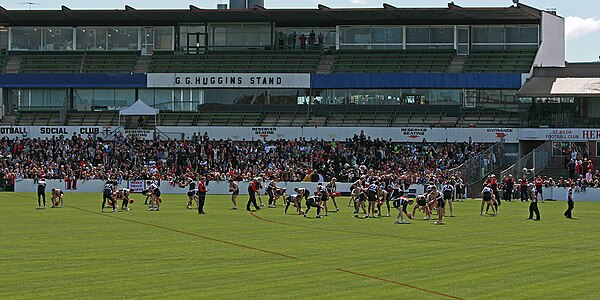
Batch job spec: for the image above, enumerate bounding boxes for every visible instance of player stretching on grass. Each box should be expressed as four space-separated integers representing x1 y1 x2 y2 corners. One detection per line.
149 183 162 211
102 179 117 213
354 189 368 218
394 196 414 224
316 183 330 216
411 195 431 220
284 193 304 215
304 195 324 219
50 188 64 208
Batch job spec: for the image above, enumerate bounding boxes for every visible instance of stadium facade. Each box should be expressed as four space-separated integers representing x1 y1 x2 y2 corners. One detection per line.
0 2 565 129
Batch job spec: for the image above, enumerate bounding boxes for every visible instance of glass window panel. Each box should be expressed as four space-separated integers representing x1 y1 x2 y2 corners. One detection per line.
371 27 385 43
458 28 469 44
76 28 107 50
340 26 371 44
74 89 93 110
0 26 7 50
43 27 73 50
385 27 402 44
138 89 155 107
430 27 454 44
115 89 135 107
154 89 173 111
107 27 138 50
154 27 173 50
406 27 429 44
506 26 538 44
10 27 42 50
93 89 115 107
472 27 504 44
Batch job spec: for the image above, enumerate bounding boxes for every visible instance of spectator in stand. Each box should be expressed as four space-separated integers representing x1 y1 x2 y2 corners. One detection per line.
567 159 576 179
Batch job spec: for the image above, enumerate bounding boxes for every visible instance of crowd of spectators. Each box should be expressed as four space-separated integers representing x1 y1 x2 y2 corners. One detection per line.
1 131 490 188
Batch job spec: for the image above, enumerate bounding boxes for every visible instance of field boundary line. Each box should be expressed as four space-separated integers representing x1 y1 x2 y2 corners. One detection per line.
68 205 298 260
336 268 465 300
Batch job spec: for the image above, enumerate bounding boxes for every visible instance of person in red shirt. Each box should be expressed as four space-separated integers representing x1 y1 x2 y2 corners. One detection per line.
247 178 260 211
534 175 544 203
197 176 208 214
519 177 529 202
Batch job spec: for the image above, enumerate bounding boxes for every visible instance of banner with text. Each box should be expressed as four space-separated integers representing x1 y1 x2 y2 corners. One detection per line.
124 129 154 141
128 180 145 193
147 73 311 88
0 126 121 140
157 126 518 143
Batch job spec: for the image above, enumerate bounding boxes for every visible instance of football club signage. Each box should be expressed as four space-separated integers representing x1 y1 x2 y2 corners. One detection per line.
147 73 311 88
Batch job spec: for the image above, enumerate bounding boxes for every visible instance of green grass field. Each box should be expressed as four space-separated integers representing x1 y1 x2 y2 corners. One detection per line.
1 192 599 299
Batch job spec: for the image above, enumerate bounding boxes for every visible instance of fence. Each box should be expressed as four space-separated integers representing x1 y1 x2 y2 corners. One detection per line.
500 141 552 180
448 140 505 186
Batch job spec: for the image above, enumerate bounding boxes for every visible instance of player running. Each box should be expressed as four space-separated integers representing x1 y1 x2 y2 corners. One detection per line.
229 179 239 209
185 175 198 209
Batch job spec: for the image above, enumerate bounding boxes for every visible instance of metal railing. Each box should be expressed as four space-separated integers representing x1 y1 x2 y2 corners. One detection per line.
500 141 552 180
448 139 505 186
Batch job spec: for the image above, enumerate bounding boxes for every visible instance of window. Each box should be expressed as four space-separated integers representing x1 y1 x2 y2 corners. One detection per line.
43 27 74 50
107 27 138 50
76 28 107 50
154 27 173 50
10 27 42 50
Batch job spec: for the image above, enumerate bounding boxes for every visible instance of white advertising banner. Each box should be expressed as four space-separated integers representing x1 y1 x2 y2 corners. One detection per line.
128 180 145 193
124 129 154 140
157 126 518 143
0 126 121 140
147 73 311 88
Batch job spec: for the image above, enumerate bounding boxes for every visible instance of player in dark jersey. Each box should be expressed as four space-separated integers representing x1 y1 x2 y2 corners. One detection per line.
564 183 574 219
316 182 330 216
428 186 445 225
411 194 431 220
293 187 311 201
385 185 404 217
266 179 279 208
284 194 304 215
326 178 340 212
304 195 324 219
353 189 368 219
186 176 198 209
442 181 455 217
393 196 414 224
481 184 497 216
366 182 380 218
247 179 261 211
229 179 239 209
37 177 47 209
50 188 64 208
149 183 162 211
102 179 117 212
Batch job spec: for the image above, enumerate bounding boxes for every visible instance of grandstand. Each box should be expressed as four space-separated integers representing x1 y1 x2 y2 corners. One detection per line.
0 3 565 129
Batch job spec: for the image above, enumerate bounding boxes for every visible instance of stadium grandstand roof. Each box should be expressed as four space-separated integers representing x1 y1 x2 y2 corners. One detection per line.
519 63 600 97
0 3 544 27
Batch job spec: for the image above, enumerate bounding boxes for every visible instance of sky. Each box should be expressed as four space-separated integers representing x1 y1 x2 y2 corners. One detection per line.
2 0 599 62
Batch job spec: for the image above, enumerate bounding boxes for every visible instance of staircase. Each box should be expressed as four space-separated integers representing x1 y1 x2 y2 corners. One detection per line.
4 55 22 74
539 163 568 180
447 55 467 73
315 54 334 74
133 55 152 73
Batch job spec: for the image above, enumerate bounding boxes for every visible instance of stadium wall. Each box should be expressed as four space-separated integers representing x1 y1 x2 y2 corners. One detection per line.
14 179 428 195
0 74 147 88
532 11 565 69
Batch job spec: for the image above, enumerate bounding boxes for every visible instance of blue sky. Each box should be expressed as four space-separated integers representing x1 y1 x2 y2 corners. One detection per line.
2 0 598 62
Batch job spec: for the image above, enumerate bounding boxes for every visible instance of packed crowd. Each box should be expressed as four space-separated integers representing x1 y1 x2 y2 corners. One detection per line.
0 131 490 186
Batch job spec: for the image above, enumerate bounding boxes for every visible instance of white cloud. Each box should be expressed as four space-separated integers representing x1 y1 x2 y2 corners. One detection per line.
565 16 600 40
350 0 367 4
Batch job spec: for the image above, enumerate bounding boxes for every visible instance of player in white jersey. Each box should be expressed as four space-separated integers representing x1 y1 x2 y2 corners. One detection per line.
50 188 64 208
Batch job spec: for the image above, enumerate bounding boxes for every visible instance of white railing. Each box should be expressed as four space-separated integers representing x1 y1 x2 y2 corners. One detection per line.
500 141 552 180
